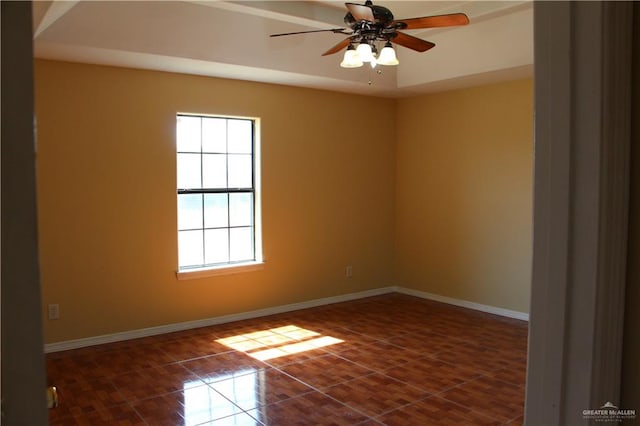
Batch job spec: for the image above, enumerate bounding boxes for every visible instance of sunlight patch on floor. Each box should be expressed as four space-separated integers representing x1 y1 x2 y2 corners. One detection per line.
216 325 343 361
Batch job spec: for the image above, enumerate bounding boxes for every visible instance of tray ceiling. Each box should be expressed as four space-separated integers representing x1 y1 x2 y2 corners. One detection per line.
33 1 533 97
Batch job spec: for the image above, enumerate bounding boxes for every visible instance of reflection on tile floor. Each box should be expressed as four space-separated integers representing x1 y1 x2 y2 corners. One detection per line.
46 293 528 425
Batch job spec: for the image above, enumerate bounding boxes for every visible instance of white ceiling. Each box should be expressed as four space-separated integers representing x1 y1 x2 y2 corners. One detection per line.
32 0 533 98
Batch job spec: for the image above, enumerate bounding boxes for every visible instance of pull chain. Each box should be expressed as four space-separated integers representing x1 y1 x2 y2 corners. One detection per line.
368 68 383 85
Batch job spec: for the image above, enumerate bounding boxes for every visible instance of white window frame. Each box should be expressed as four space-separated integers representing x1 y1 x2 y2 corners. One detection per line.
175 114 262 280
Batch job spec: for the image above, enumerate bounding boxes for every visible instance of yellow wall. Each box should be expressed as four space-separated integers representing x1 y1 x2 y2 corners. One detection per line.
35 60 396 343
35 59 533 343
395 80 533 313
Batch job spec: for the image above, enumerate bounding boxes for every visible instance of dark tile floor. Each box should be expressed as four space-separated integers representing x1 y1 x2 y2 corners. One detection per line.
46 293 528 425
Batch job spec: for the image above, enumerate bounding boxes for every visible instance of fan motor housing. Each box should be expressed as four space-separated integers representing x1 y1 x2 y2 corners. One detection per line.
344 5 394 28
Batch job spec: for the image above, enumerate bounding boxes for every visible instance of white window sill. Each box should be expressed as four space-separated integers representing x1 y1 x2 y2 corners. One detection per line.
176 261 264 280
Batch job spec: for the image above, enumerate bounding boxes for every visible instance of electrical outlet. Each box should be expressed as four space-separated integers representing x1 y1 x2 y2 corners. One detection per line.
48 304 59 320
345 265 353 277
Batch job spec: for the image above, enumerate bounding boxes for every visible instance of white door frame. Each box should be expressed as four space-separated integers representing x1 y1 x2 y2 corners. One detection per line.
526 2 633 424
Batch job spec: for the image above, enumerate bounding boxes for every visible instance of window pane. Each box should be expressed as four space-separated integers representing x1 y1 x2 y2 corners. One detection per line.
177 116 201 152
202 117 227 153
228 155 252 188
205 229 229 264
229 193 253 227
176 115 258 270
228 120 252 154
230 227 254 262
204 194 228 228
178 194 203 230
203 154 227 188
179 230 204 267
177 153 202 189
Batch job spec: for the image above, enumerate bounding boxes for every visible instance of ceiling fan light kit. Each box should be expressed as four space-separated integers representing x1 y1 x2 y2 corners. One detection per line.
270 1 469 69
375 41 399 66
341 40 393 68
355 42 374 62
340 44 364 68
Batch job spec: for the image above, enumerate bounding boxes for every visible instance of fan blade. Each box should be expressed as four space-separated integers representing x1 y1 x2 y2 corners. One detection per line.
321 37 353 56
392 32 435 52
345 3 374 22
270 28 349 37
392 13 469 30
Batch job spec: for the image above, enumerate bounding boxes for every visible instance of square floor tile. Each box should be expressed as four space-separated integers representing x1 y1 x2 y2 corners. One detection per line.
439 376 525 423
50 403 145 426
487 365 527 387
324 372 430 417
337 341 422 372
161 335 233 362
506 415 524 425
47 353 103 384
429 344 513 374
111 363 202 401
280 353 373 390
344 318 413 339
47 377 126 422
181 351 268 383
133 384 245 425
378 395 502 425
260 345 328 368
208 367 314 410
202 411 265 425
383 356 482 394
90 344 175 377
385 330 463 356
130 392 188 425
258 391 369 425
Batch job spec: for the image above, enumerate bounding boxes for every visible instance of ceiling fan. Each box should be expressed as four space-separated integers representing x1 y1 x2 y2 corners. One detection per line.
270 1 469 68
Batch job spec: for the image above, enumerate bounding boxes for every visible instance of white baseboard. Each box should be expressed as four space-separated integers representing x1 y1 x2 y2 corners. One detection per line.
44 285 528 353
395 287 529 321
44 286 396 353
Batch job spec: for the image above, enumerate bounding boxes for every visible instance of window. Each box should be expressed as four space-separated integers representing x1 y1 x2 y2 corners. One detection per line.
176 114 261 274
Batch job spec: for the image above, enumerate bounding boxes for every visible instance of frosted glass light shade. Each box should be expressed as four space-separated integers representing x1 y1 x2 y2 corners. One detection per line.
340 47 363 68
356 43 374 62
378 44 399 66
